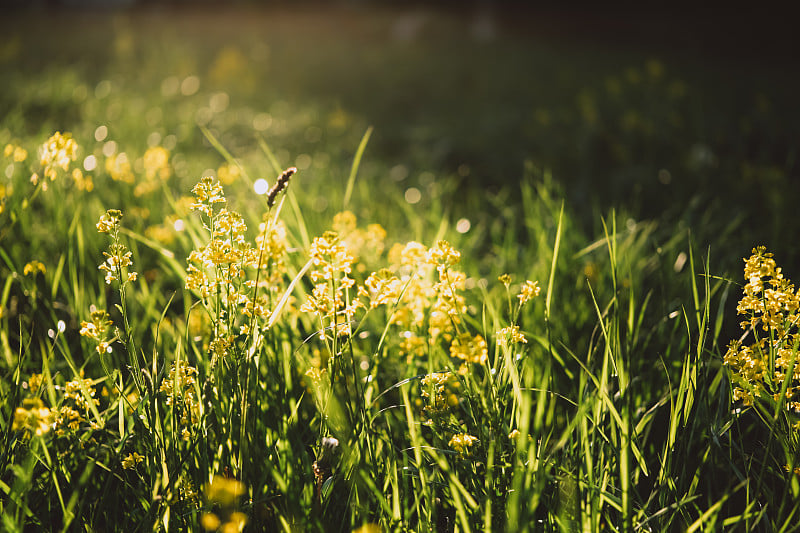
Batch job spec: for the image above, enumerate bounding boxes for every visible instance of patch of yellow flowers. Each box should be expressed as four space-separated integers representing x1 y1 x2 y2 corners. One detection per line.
725 246 800 410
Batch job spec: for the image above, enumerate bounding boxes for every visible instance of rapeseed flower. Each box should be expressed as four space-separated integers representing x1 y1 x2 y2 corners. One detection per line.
35 131 78 189
121 452 144 470
301 231 363 337
497 325 527 347
12 398 53 438
450 332 488 365
448 432 478 457
23 260 46 276
105 152 135 184
159 361 200 440
80 306 114 354
4 142 27 162
518 280 541 305
724 247 800 410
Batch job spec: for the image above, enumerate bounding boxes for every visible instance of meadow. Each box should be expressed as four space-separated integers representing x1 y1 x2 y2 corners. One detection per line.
2 5 800 532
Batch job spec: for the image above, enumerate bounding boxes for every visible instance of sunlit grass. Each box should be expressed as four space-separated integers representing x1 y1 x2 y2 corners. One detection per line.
2 7 799 531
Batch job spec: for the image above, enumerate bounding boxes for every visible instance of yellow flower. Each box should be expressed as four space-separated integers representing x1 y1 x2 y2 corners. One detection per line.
23 260 46 276
142 146 170 181
121 452 144 470
71 167 93 191
448 432 478 457
724 247 800 411
190 175 226 217
12 398 53 438
4 143 27 162
27 373 44 393
160 361 200 437
221 512 248 533
201 512 222 531
518 280 541 305
96 209 122 234
105 152 135 183
449 332 488 365
426 240 461 273
205 475 246 507
497 325 527 346
360 269 402 308
39 131 79 186
217 162 240 185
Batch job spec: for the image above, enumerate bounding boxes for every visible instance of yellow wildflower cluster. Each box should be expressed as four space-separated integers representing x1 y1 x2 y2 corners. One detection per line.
420 372 459 420
80 306 115 354
301 230 363 337
383 240 467 344
497 325 527 347
23 260 46 276
725 247 800 410
105 152 135 183
134 146 171 196
12 398 53 439
201 475 248 532
121 451 144 470
332 210 387 268
448 432 478 457
54 374 100 436
32 131 79 190
96 209 138 285
4 142 28 162
64 376 100 413
27 373 44 393
518 280 541 305
185 176 289 344
159 361 201 441
450 332 489 368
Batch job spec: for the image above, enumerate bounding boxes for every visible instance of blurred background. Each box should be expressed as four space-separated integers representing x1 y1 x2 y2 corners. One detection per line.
1 1 798 274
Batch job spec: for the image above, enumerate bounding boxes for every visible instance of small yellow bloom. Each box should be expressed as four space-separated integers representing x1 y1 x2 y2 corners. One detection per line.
222 512 248 533
205 475 246 507
352 525 382 533
121 452 144 469
105 152 135 183
517 280 541 305
38 131 79 187
201 512 222 531
23 261 46 276
497 325 527 346
96 209 122 234
27 373 44 393
12 398 53 438
448 432 478 457
449 332 488 365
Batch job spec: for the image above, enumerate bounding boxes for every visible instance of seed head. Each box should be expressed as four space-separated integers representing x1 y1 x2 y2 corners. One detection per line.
266 167 296 208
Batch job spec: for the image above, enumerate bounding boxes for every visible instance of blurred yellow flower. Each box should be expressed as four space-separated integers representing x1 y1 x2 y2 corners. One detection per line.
518 280 541 305
450 332 488 365
23 260 46 276
448 432 478 457
497 325 526 347
105 152 135 183
12 398 53 438
205 475 246 507
121 452 144 470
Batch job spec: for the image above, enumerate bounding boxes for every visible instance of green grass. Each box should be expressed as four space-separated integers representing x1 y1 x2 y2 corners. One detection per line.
2 5 800 532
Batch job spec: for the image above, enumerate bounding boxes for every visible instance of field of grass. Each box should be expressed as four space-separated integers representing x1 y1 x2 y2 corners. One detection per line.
2 5 800 532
